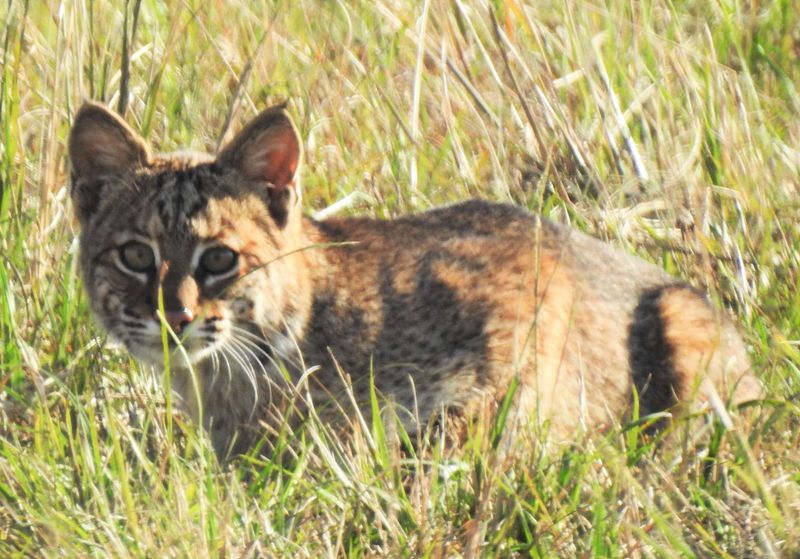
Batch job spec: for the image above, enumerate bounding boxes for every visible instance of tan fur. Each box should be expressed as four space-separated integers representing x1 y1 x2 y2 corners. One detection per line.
68 102 762 457
658 287 758 406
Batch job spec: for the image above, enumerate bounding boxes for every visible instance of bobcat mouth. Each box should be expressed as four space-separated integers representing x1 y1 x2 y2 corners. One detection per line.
114 315 230 368
112 310 277 378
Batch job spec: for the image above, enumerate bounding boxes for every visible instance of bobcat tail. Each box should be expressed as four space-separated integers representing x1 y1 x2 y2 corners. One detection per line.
629 285 761 416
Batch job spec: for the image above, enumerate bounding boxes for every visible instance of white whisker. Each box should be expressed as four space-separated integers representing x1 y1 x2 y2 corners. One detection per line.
221 342 260 414
231 325 299 372
232 332 293 386
229 328 270 357
230 325 271 345
210 349 219 373
217 347 234 390
227 335 278 404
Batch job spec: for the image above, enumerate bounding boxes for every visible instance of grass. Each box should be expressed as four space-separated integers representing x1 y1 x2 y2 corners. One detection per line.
1 0 799 556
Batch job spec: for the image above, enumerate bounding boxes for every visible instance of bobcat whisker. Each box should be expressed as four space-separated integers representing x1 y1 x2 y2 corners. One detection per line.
227 335 268 374
229 325 273 348
221 340 261 411
211 346 235 395
230 325 288 372
209 348 219 373
228 327 304 406
226 336 274 410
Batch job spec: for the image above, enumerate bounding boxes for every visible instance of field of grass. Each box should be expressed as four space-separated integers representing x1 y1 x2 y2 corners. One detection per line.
1 0 799 556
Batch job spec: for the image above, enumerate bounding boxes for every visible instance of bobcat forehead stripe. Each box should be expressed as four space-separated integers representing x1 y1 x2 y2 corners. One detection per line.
152 169 209 230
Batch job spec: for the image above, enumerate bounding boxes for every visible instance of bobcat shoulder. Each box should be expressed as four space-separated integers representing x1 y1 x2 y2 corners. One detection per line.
69 102 761 457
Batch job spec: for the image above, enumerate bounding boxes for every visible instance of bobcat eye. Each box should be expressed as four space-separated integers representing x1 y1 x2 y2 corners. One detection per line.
119 241 155 272
199 246 238 275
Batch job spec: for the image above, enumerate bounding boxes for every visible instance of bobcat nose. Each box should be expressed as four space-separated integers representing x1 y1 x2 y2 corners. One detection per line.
160 308 194 333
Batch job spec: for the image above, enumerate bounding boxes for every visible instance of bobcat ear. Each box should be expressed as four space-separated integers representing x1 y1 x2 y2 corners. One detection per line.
216 104 302 226
68 101 151 224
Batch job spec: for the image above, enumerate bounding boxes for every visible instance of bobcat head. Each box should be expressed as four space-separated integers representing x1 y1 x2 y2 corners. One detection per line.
69 102 312 370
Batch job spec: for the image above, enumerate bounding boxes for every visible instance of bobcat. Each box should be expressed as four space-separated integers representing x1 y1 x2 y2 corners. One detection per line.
69 101 760 457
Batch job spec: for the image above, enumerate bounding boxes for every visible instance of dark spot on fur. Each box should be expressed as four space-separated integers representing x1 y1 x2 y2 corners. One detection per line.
304 248 491 410
628 285 684 415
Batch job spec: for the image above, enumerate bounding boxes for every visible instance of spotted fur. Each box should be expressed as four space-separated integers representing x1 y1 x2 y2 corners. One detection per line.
69 102 761 457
